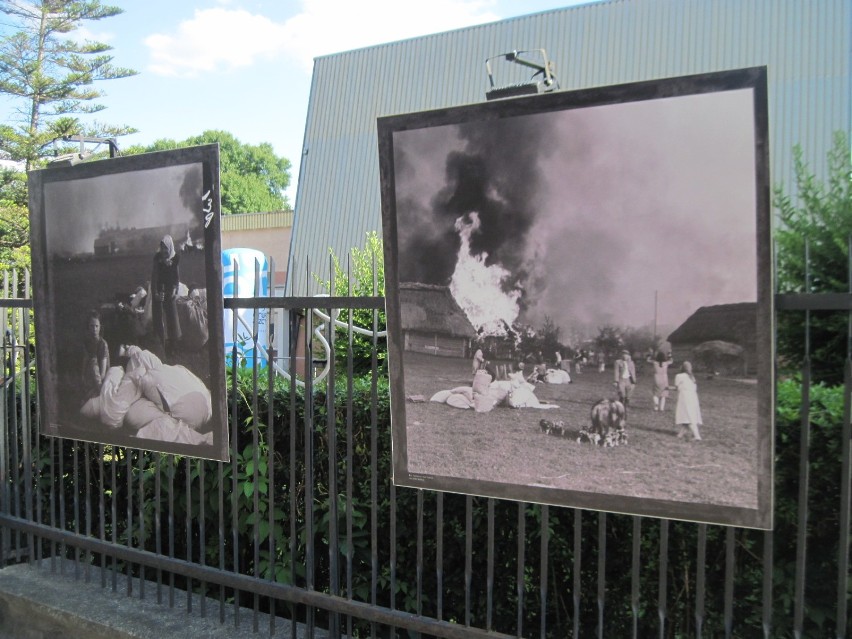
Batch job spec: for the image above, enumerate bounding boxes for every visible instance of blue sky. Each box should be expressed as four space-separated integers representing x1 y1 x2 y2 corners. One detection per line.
6 0 590 205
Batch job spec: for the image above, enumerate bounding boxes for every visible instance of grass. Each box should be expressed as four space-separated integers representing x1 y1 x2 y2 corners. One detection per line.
401 351 759 510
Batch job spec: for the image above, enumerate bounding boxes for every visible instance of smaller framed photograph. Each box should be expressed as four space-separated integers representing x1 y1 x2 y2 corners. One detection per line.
29 144 229 461
378 68 773 529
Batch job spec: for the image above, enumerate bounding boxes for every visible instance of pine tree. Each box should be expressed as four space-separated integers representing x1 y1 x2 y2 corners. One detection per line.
0 0 137 171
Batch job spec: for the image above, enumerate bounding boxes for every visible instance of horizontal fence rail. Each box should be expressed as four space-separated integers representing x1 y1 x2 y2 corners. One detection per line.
0 268 850 638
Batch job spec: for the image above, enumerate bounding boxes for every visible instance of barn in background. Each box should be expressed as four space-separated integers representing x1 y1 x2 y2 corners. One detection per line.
400 283 476 357
667 303 757 376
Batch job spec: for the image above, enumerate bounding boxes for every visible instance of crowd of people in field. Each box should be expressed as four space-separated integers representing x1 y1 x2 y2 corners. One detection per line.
460 344 704 442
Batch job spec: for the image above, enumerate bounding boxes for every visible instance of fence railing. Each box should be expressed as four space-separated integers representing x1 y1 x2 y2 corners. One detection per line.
1 270 850 638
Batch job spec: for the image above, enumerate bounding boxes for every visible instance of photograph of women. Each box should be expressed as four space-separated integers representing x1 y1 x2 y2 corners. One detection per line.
29 145 229 461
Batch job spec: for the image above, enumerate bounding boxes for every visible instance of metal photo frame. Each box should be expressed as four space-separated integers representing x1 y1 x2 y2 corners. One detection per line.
29 144 229 461
379 67 773 528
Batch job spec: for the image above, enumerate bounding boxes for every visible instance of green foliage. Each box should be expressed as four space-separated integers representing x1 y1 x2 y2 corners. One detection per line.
772 376 848 636
0 0 136 273
0 168 26 207
317 231 386 375
126 130 292 213
325 231 385 299
0 168 29 273
0 195 29 272
774 131 852 382
0 0 137 169
775 131 852 294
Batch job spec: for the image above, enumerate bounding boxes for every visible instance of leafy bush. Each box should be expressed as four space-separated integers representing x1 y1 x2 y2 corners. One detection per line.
775 131 852 383
316 231 386 376
772 377 847 636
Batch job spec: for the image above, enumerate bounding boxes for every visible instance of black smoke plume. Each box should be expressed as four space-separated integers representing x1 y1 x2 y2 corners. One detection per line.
397 114 550 300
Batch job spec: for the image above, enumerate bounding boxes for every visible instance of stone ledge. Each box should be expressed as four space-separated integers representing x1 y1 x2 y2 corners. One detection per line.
0 560 323 639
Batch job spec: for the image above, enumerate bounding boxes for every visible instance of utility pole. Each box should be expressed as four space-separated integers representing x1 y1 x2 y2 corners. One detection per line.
653 290 658 347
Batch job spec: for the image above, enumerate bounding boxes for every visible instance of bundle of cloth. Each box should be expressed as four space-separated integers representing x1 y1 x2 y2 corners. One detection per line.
80 345 213 446
113 283 208 351
430 369 558 413
544 368 571 384
176 287 208 350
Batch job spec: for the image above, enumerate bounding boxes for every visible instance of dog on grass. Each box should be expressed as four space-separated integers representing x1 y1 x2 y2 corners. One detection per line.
539 418 567 437
578 398 628 447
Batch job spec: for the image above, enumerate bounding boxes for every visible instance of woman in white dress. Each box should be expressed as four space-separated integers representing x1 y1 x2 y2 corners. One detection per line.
674 361 702 440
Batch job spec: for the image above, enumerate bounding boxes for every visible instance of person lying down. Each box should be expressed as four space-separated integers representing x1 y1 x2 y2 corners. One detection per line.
80 345 213 446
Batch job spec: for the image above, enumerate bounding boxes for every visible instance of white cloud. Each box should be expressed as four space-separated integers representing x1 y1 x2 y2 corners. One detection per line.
279 0 500 72
145 8 287 77
144 0 499 77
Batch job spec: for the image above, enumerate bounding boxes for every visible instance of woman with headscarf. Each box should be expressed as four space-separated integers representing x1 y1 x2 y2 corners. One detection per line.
674 361 703 440
151 235 182 356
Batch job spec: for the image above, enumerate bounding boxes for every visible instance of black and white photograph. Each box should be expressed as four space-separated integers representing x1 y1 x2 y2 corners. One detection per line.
29 145 229 461
379 68 773 528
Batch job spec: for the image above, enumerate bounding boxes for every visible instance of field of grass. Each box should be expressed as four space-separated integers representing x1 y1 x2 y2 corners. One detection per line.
401 351 759 510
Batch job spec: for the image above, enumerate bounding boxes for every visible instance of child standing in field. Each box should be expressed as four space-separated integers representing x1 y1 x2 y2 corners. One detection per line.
614 350 636 407
648 350 673 411
674 361 702 440
81 310 110 400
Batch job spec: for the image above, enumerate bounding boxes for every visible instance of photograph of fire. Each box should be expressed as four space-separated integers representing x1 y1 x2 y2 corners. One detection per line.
380 69 772 527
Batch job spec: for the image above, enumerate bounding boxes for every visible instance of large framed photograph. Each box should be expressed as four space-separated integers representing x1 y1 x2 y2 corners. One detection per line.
29 145 229 461
379 68 772 528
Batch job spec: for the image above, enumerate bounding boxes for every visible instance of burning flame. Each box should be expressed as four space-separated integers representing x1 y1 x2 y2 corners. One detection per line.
449 212 521 336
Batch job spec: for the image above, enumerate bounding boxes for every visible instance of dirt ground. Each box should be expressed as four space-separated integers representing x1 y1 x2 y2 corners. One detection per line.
400 351 760 511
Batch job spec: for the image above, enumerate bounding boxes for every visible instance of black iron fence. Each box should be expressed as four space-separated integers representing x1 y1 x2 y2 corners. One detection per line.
1 268 850 638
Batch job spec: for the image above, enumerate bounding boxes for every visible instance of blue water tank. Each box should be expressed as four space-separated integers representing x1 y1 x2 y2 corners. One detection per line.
222 248 270 367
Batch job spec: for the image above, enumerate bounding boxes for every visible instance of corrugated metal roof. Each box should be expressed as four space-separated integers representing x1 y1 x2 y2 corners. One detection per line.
289 0 851 294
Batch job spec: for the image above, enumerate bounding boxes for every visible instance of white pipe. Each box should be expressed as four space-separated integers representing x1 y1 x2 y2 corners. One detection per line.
230 295 385 387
